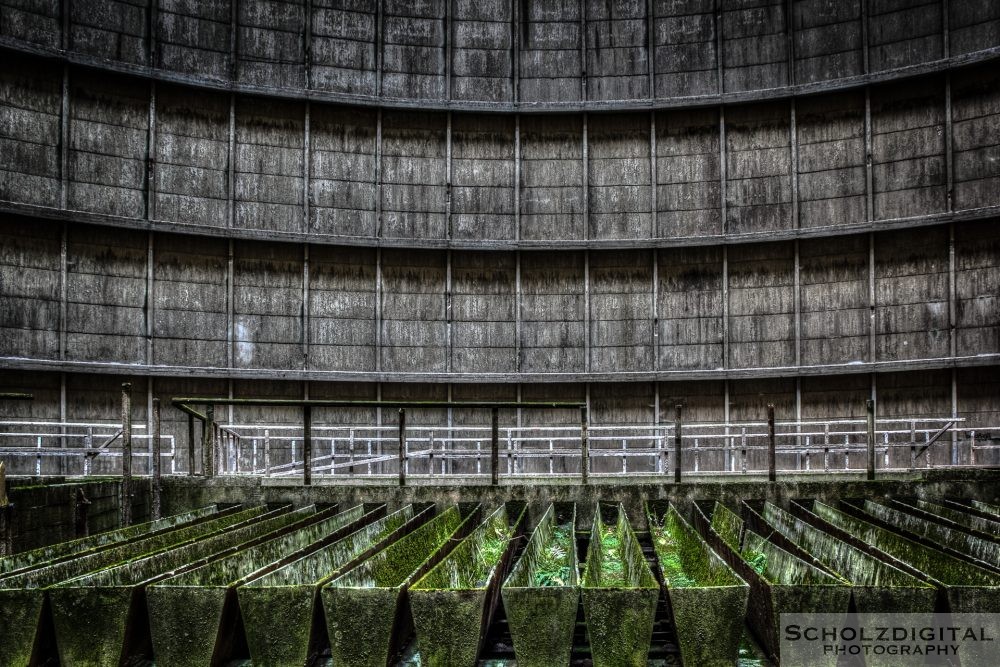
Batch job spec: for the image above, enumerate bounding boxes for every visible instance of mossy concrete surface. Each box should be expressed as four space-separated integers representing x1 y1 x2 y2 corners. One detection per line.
237 504 429 666
806 500 1000 613
581 503 658 667
323 505 478 667
0 504 270 666
759 502 937 613
502 503 578 667
46 505 320 666
912 498 1000 535
856 499 1000 569
647 502 747 667
0 505 218 576
409 503 526 666
146 504 370 667
973 499 1000 519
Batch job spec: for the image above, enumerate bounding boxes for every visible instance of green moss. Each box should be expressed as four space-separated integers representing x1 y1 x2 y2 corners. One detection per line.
915 499 1000 535
412 505 514 592
710 502 745 553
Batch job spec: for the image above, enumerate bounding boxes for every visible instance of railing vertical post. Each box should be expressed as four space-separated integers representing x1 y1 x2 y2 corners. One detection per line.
0 461 11 557
264 429 271 477
73 487 91 537
398 408 406 487
203 404 215 478
491 407 499 486
120 382 133 527
767 404 776 482
303 405 312 486
152 398 161 520
581 406 589 485
187 413 195 476
673 404 682 483
866 399 876 481
84 427 93 476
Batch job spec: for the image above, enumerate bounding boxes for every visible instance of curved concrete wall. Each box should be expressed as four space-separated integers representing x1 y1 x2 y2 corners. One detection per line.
1 0 998 110
1 5 999 456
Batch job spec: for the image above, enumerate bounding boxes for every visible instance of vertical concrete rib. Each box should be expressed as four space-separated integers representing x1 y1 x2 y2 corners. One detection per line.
514 115 520 241
376 0 384 95
580 0 587 100
861 0 870 74
146 232 154 365
864 88 873 222
445 0 452 101
227 239 234 369
647 0 656 99
446 249 453 374
304 102 311 232
304 0 313 89
303 244 310 368
59 223 67 361
512 0 520 104
715 0 724 94
147 82 157 221
515 250 521 373
227 95 236 230
59 67 69 210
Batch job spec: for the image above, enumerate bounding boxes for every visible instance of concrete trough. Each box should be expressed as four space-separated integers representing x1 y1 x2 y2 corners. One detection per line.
47 504 323 666
0 503 273 666
972 499 1000 519
692 501 850 665
0 504 218 577
409 502 527 666
145 504 377 666
843 499 1000 572
646 500 748 667
795 499 1000 614
883 498 1000 544
501 502 579 667
580 502 658 667
748 501 937 613
237 503 433 666
907 498 1000 537
323 504 482 667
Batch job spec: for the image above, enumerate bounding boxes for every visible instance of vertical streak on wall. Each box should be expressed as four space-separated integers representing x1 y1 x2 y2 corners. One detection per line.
304 0 313 89
230 0 239 81
715 0 724 94
719 105 729 369
584 250 591 373
514 115 520 241
375 108 383 373
59 221 67 361
446 0 453 101
304 103 311 231
303 103 312 367
647 0 656 99
511 0 519 104
61 0 70 50
446 249 453 373
861 0 870 75
302 245 310 366
583 109 590 372
580 0 587 100
650 111 659 372
59 67 69 210
227 95 236 230
376 0 384 96
785 0 795 85
515 250 521 372
942 0 950 59
375 247 383 374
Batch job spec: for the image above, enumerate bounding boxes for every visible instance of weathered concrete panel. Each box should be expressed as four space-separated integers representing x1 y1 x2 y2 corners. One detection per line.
156 0 233 80
452 0 512 103
721 0 788 92
65 227 147 363
308 245 377 372
587 0 649 101
519 0 583 103
451 114 515 241
238 0 306 88
725 102 792 233
656 108 721 238
155 85 230 227
657 247 723 371
519 114 584 240
380 110 447 240
380 249 446 372
153 234 229 367
792 0 863 83
311 0 377 95
0 0 61 49
949 0 1000 55
951 64 1000 212
310 106 377 237
381 0 446 100
653 0 718 97
800 235 869 365
70 0 149 66
233 240 304 370
871 77 947 220
451 251 516 373
590 250 653 372
520 251 585 373
68 72 149 219
874 228 950 362
957 367 1000 431
955 220 1000 358
868 0 943 71
0 56 61 208
590 382 656 473
0 217 60 359
588 113 651 239
234 97 305 233
796 91 866 229
728 242 795 369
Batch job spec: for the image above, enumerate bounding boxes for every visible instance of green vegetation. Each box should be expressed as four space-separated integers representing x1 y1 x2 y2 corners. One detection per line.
531 523 573 587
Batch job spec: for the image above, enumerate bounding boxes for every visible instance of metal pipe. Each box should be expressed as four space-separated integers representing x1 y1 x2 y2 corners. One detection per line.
120 382 133 527
303 405 312 486
398 408 406 487
866 399 876 480
674 404 682 483
767 404 776 482
152 398 161 520
491 407 499 486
